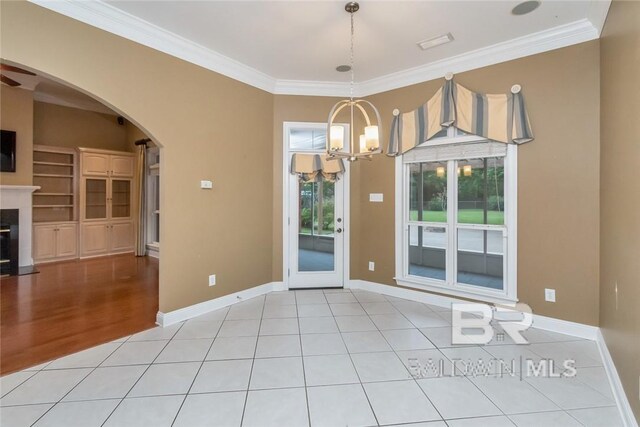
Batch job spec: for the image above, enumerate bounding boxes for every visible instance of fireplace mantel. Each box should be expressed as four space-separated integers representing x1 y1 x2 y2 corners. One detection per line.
0 185 40 267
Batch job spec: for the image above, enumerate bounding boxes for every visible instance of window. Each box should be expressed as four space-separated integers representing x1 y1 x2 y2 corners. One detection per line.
395 132 517 303
146 147 160 254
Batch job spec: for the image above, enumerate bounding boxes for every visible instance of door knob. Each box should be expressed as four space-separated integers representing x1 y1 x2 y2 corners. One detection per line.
336 228 343 233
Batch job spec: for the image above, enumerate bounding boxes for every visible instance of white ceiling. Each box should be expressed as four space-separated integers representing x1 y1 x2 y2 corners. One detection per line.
30 0 610 96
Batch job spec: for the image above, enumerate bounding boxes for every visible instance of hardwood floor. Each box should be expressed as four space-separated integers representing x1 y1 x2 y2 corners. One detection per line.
0 254 158 375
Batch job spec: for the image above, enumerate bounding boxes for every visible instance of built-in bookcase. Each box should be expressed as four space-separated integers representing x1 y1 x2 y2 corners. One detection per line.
32 145 77 223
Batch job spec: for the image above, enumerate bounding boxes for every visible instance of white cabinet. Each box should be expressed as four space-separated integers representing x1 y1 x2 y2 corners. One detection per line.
79 150 134 178
80 221 134 257
33 223 78 263
78 148 136 258
111 221 135 252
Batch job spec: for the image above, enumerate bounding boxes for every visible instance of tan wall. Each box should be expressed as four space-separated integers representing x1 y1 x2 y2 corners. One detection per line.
273 41 601 326
33 101 130 152
1 1 274 312
599 0 640 418
0 85 33 185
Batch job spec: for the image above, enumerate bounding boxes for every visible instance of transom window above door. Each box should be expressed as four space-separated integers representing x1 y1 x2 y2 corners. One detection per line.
395 134 518 304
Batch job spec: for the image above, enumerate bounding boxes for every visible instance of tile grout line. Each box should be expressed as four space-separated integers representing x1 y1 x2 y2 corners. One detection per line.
294 291 313 427
386 296 517 421
359 293 447 424
386 294 542 421
169 305 233 427
238 294 268 427
25 338 131 427
331 294 382 427
98 322 187 427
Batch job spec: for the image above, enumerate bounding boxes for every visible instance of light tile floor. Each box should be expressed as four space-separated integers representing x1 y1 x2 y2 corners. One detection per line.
0 289 625 427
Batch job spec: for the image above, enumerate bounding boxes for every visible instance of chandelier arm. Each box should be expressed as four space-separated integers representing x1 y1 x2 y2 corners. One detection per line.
327 100 352 155
355 99 383 152
328 100 351 124
353 102 372 127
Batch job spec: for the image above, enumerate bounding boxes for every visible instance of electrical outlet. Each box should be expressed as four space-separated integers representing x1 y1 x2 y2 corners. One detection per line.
368 261 375 271
208 274 216 286
200 180 213 189
544 288 556 302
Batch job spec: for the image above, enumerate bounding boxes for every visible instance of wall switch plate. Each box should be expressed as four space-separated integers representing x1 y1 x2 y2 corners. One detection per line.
200 180 213 189
368 261 375 271
369 193 383 202
208 274 216 286
545 288 556 302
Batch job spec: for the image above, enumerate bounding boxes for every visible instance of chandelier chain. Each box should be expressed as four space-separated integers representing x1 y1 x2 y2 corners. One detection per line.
350 10 355 100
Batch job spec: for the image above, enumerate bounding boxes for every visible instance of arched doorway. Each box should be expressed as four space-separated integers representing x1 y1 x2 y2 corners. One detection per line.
0 61 163 374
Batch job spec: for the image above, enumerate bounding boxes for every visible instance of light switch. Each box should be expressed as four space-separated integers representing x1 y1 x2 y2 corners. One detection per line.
200 180 213 189
369 193 383 202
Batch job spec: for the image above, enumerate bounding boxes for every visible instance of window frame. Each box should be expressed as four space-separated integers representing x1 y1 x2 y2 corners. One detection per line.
145 146 160 254
394 130 518 305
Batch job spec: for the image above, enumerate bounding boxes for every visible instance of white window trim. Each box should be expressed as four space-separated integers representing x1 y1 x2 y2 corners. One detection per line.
394 134 518 305
146 146 160 249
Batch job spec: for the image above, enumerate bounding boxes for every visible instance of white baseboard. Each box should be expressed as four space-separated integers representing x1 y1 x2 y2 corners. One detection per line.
596 329 639 427
530 313 598 341
349 280 599 340
156 281 284 327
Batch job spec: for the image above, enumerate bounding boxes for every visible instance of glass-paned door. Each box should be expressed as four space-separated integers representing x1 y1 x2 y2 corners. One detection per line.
289 173 344 288
85 178 107 220
298 180 336 272
111 179 131 219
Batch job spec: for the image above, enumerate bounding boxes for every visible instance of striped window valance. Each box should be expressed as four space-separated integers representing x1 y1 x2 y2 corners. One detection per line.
388 79 533 156
290 153 345 183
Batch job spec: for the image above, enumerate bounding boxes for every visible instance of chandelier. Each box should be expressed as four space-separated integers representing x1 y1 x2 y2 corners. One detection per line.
326 2 382 162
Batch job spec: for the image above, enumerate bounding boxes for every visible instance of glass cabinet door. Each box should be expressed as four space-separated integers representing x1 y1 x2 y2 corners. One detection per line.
111 179 131 219
85 178 108 220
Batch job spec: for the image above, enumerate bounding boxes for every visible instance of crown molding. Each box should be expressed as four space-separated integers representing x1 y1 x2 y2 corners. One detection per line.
33 92 118 116
29 0 277 93
273 80 351 97
587 0 612 37
29 1 606 98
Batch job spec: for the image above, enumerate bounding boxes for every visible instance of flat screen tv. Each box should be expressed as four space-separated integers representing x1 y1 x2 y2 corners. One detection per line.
1 130 16 172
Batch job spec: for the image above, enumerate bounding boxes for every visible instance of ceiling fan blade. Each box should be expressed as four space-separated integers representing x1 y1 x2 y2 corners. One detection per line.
0 64 36 76
0 74 21 87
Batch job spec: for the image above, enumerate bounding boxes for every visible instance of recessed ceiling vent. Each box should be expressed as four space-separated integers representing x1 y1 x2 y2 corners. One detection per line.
511 0 541 16
336 65 352 72
417 33 454 51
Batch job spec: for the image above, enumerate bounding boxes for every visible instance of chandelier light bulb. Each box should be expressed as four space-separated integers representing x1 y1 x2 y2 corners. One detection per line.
359 134 366 152
364 125 379 151
436 166 446 178
463 164 472 176
329 125 344 151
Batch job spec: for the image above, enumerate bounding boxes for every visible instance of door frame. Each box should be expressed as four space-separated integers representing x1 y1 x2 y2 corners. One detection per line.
282 121 350 290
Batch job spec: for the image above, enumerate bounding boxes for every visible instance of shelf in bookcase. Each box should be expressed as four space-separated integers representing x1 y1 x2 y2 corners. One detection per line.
33 161 73 167
33 205 74 208
33 174 74 178
34 193 74 196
